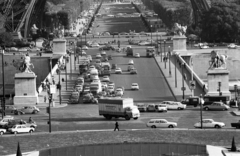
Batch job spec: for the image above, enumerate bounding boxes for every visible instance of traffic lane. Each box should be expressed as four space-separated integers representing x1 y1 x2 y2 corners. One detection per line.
107 51 174 102
17 106 240 132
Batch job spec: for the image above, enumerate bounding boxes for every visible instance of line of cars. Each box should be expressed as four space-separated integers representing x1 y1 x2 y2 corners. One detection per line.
146 119 226 129
136 101 186 113
0 116 37 135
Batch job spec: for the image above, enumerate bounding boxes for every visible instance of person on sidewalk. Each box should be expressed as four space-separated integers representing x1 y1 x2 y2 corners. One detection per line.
114 121 119 131
44 96 47 103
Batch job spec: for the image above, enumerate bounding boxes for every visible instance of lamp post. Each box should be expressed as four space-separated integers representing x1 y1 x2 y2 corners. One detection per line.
150 25 152 46
160 35 162 62
168 46 171 77
48 58 53 133
200 94 203 129
182 63 185 100
175 53 177 88
65 56 67 90
156 30 158 55
164 40 166 69
57 67 62 105
1 47 5 118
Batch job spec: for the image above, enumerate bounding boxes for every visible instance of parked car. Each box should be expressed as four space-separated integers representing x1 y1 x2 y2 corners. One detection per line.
4 119 37 130
231 120 240 129
162 101 186 110
107 86 114 93
136 103 147 112
147 104 157 112
90 42 100 47
138 41 151 46
0 105 17 114
8 124 35 134
108 82 115 88
130 68 137 74
200 45 209 49
146 119 177 128
155 104 168 112
128 59 134 65
115 88 124 97
0 128 6 135
194 119 225 128
102 76 110 82
14 106 40 115
135 53 140 58
82 45 89 50
131 83 139 90
127 65 134 71
0 116 14 127
203 102 229 111
227 43 237 49
99 45 115 51
115 67 122 74
75 85 83 92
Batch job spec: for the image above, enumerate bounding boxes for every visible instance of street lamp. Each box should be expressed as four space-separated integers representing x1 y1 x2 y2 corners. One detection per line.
57 66 62 105
160 35 162 62
164 40 166 69
1 47 5 118
168 46 171 77
181 63 185 100
175 53 178 88
199 94 203 129
150 25 152 46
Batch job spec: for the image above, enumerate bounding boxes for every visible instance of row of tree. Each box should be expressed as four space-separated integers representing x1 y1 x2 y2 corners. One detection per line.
142 0 240 43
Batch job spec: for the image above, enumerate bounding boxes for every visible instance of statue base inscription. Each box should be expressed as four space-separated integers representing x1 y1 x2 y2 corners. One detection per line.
207 68 231 97
173 35 187 52
14 72 39 105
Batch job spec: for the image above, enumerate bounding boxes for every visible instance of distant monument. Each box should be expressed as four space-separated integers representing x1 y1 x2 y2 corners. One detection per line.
14 53 39 105
172 23 187 52
207 50 231 97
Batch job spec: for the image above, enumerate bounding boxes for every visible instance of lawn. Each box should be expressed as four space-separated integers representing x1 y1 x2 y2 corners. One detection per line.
1 129 240 155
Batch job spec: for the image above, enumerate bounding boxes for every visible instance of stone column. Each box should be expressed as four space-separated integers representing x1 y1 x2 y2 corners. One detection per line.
14 72 39 105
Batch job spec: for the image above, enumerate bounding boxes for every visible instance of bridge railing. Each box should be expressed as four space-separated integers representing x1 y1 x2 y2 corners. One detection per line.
175 53 208 94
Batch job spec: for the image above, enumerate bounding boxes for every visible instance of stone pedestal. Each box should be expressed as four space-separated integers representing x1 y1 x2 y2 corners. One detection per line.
207 68 231 97
53 38 67 55
14 72 39 105
173 35 187 53
36 38 44 48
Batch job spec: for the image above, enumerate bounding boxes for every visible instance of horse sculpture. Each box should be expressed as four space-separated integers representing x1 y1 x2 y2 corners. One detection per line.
174 23 187 36
209 50 228 69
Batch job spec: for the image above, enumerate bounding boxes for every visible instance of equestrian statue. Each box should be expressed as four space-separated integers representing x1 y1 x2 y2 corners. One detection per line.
173 23 187 36
209 50 228 69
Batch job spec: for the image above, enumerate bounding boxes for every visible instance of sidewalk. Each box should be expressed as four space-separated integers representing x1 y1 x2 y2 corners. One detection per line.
37 54 79 108
154 55 191 101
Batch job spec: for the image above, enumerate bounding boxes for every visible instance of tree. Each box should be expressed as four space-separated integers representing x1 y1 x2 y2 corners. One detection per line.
200 1 240 42
57 11 70 29
231 137 237 152
0 32 14 47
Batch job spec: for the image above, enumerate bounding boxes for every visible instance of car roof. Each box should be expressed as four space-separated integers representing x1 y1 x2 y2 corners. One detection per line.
149 119 167 121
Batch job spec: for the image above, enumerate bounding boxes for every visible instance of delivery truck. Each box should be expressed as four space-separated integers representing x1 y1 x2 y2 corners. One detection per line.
98 98 140 120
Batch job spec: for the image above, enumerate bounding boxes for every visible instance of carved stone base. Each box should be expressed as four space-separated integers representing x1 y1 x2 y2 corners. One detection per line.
14 72 39 105
172 35 187 52
207 68 231 97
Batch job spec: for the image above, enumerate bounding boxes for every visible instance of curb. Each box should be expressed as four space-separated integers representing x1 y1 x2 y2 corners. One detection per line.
154 56 177 101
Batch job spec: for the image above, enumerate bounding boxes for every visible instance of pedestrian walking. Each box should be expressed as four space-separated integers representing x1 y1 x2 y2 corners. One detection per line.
114 121 119 131
44 96 47 103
